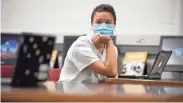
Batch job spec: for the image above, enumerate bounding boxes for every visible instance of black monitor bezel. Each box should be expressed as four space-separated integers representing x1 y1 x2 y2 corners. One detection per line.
159 36 183 68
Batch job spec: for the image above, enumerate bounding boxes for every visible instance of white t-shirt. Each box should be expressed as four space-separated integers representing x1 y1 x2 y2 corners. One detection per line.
58 35 118 83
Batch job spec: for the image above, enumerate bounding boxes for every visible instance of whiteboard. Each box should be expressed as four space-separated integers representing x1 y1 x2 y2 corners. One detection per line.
1 0 181 43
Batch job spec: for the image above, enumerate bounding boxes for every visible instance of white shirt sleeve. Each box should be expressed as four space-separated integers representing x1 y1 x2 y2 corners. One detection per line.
114 46 118 57
114 46 118 78
72 43 100 72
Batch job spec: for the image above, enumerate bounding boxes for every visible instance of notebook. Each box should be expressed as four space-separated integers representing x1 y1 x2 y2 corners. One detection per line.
121 52 148 76
11 32 56 87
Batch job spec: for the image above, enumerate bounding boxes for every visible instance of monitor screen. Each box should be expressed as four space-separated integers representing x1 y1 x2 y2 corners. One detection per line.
1 33 20 65
160 36 183 66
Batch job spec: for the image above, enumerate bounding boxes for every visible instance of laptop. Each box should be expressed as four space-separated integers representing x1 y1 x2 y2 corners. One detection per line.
1 33 21 84
119 50 172 79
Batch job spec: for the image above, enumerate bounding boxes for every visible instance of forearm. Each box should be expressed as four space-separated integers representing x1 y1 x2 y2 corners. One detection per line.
104 40 117 76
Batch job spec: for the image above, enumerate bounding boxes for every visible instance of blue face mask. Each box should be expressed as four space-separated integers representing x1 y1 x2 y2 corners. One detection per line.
93 23 114 37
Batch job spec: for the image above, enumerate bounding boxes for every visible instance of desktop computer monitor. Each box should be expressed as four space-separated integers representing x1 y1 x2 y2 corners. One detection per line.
1 33 21 65
160 36 183 71
62 35 81 66
1 33 21 77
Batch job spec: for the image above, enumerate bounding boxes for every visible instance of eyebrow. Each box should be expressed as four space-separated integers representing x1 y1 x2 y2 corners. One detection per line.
95 19 112 22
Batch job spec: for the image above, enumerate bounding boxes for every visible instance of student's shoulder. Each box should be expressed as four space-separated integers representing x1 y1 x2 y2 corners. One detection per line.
76 36 90 42
67 36 92 59
75 36 92 46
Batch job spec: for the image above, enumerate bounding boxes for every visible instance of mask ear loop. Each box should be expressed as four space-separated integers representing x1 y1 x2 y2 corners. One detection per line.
89 27 98 47
90 27 93 34
113 29 118 36
88 27 96 40
90 27 94 36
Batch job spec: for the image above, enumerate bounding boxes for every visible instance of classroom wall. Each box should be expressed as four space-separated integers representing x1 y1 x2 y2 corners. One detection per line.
1 0 182 43
181 0 183 35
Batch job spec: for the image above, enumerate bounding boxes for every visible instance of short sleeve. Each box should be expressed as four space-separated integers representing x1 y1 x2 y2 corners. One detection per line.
114 46 118 57
72 43 100 71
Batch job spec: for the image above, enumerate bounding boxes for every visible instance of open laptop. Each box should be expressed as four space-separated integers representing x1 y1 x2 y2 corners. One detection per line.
1 33 21 84
119 50 172 79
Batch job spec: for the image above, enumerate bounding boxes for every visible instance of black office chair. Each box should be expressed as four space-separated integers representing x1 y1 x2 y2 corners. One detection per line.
62 35 84 66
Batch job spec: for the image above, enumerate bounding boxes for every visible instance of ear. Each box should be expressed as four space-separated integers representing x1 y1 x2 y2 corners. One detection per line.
91 23 95 27
91 23 95 29
91 21 95 26
114 24 116 28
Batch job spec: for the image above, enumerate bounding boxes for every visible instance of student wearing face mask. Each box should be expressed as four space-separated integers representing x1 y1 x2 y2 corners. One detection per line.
58 4 118 83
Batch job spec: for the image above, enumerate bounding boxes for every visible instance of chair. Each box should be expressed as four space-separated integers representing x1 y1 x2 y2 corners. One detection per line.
1 65 14 78
48 68 62 82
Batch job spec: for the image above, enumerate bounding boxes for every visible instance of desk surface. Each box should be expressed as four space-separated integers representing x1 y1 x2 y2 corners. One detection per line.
2 78 183 102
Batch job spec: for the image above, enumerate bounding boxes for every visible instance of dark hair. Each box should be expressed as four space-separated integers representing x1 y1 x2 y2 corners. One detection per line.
91 4 116 25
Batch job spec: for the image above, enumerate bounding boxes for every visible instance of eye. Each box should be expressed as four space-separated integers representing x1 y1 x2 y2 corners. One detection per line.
106 21 112 24
96 21 102 24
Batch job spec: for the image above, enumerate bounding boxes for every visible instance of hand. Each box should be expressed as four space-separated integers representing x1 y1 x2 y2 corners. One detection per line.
96 33 112 44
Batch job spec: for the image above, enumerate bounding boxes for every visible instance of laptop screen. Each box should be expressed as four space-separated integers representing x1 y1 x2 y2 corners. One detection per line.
148 50 172 78
161 36 183 66
1 33 20 65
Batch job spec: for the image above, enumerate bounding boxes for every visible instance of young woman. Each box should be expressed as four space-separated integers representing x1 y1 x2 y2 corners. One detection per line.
58 4 118 83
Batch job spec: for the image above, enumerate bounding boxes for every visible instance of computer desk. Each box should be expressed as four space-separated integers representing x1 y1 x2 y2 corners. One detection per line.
1 78 183 102
106 78 183 86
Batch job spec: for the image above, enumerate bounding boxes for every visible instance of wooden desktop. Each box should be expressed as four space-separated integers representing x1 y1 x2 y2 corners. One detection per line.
106 78 183 86
2 78 183 102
